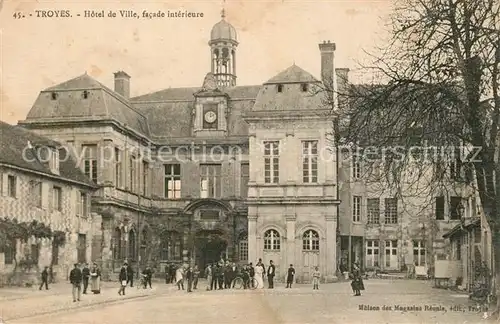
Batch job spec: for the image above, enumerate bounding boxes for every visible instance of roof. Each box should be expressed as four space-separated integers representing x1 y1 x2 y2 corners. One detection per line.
26 74 150 137
265 64 319 85
131 85 260 139
0 121 96 187
442 218 481 239
210 17 237 43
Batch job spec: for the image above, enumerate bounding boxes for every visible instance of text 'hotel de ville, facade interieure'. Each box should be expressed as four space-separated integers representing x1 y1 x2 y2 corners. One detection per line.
0 12 488 285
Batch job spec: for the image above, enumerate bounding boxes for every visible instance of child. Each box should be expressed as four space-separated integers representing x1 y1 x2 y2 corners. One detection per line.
312 266 320 290
351 269 365 296
286 264 295 288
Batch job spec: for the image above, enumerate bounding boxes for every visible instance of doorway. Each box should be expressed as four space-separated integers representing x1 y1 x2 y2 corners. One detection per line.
194 230 228 272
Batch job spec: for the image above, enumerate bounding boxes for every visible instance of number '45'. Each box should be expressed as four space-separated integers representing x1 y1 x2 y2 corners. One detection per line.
13 12 24 19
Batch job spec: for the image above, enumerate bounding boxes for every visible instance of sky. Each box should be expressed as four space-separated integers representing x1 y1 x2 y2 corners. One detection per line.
0 0 393 125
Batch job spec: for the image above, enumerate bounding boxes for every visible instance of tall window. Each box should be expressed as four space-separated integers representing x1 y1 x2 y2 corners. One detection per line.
352 196 361 222
51 240 59 265
113 228 122 260
142 161 149 196
413 240 426 266
384 198 398 224
263 141 279 184
7 175 16 198
302 141 318 183
302 230 320 251
263 229 280 251
51 186 62 211
3 239 15 264
200 164 221 198
49 148 60 173
450 196 462 220
29 180 42 208
367 198 380 224
385 240 398 267
240 162 249 197
160 232 182 260
82 144 98 182
129 155 137 192
238 235 248 261
435 196 445 220
115 148 122 188
128 230 136 261
365 240 379 267
352 155 361 179
164 164 181 199
77 191 89 217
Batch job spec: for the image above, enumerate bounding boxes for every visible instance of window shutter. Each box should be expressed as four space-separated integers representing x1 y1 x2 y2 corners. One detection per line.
76 190 82 216
48 186 53 211
86 193 91 216
1 173 7 197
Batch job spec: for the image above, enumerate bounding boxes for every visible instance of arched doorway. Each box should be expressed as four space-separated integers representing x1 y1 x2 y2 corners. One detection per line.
194 230 228 271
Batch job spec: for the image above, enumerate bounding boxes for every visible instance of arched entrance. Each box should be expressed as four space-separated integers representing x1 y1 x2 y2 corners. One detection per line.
194 229 228 271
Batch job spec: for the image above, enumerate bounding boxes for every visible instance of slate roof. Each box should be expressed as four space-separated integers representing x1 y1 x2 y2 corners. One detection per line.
265 64 319 85
0 121 96 187
26 74 150 137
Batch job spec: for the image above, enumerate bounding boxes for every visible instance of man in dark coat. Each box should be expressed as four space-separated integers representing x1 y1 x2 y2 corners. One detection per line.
39 266 49 290
286 264 295 288
126 263 134 287
186 266 194 292
224 263 232 289
267 260 276 289
69 263 82 302
218 264 225 289
81 263 90 293
142 266 153 289
118 263 128 296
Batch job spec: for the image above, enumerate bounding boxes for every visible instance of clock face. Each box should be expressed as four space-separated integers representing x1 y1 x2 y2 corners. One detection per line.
204 111 217 123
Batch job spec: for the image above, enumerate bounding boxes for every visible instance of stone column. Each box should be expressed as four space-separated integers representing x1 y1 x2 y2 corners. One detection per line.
248 213 258 264
248 133 258 185
325 214 338 282
285 213 296 274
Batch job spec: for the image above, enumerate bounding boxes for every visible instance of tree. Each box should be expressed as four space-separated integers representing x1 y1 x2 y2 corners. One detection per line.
326 0 500 319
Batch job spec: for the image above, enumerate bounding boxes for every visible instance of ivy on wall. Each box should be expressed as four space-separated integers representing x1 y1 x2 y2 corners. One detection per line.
0 218 63 247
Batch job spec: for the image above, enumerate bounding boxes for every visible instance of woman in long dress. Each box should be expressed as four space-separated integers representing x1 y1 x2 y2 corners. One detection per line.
254 263 264 289
90 263 101 294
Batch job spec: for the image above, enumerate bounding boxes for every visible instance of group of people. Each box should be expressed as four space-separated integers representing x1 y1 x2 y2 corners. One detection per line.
68 262 102 302
118 262 154 295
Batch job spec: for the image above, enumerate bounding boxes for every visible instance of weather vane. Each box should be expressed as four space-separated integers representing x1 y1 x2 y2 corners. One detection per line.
221 0 226 19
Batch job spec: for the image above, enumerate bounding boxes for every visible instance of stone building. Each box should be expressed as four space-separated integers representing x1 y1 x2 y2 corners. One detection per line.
17 12 343 282
0 121 96 282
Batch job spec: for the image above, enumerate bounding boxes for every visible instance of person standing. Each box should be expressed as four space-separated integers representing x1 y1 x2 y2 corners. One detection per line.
126 263 134 287
351 267 365 296
69 263 82 302
81 263 90 294
254 262 264 289
205 264 212 291
248 263 255 288
118 263 128 296
193 265 200 290
224 262 232 289
286 264 295 288
312 266 321 290
186 266 194 293
175 265 184 290
90 263 101 294
142 266 153 289
258 259 266 283
267 260 276 289
217 264 224 290
39 266 49 290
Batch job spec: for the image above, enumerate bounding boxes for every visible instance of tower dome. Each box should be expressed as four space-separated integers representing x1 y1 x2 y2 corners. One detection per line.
209 9 238 44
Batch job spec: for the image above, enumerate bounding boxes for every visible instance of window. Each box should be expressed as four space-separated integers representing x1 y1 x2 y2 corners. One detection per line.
77 234 86 263
301 83 309 92
115 148 122 188
384 198 398 224
302 141 318 183
164 164 181 199
263 229 280 251
160 232 182 260
82 90 89 99
29 180 42 208
200 164 221 198
435 196 445 220
238 235 248 261
199 210 220 221
49 148 59 173
240 162 249 197
385 240 398 267
112 228 122 260
365 240 379 267
3 239 15 264
450 147 462 180
129 155 137 192
450 196 462 220
128 230 136 261
77 191 89 217
51 240 59 265
52 186 62 211
367 198 380 224
264 141 279 184
302 230 319 251
142 161 149 196
51 92 58 100
7 175 16 198
413 240 426 266
82 145 98 183
352 196 361 222
31 244 40 263
277 84 283 93
352 155 361 179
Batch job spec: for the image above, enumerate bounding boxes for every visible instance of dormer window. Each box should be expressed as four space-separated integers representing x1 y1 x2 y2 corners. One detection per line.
277 84 283 93
82 90 89 99
49 148 60 174
51 92 58 100
301 83 309 92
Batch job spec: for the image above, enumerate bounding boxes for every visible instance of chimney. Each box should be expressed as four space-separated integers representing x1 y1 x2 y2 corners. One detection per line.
114 71 130 99
319 40 336 89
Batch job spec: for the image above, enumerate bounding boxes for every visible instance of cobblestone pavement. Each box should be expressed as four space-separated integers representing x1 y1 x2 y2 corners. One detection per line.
0 280 167 321
7 279 488 324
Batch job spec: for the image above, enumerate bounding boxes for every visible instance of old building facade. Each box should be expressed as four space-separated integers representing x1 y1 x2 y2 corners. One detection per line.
0 121 96 282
